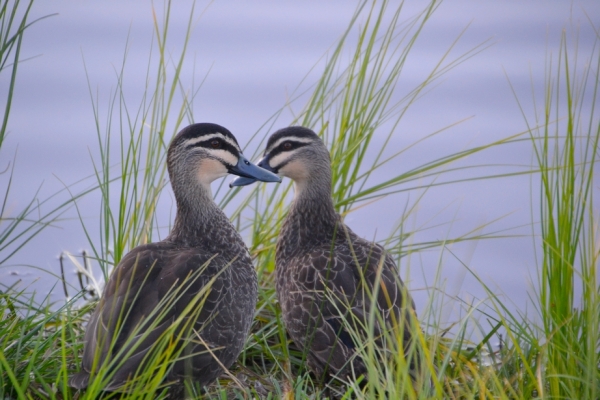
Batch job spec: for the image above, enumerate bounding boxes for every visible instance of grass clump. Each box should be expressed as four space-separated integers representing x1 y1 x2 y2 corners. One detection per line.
516 28 600 398
0 290 87 398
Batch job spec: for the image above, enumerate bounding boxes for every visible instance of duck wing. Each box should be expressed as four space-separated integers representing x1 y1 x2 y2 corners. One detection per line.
290 229 414 379
70 242 230 389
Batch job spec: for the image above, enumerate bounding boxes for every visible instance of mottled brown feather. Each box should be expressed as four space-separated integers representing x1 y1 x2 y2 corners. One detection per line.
68 123 259 392
262 126 417 382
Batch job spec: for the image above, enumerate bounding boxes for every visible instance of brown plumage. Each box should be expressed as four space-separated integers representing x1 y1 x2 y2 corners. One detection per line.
69 123 280 392
231 126 417 383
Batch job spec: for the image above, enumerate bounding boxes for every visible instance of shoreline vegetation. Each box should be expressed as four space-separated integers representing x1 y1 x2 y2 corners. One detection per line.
1 0 599 398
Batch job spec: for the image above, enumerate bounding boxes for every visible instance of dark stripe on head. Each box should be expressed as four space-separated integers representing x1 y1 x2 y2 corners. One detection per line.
173 123 242 154
265 126 319 151
264 126 321 160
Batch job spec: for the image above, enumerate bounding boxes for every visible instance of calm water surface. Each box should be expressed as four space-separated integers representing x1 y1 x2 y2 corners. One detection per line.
1 0 598 336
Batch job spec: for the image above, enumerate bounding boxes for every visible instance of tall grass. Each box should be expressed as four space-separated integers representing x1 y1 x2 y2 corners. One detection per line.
0 1 73 267
1 0 599 399
514 28 600 399
1 0 39 147
74 1 201 284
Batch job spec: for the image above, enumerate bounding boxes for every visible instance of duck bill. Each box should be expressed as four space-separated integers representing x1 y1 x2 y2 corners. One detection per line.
229 156 277 187
228 154 280 186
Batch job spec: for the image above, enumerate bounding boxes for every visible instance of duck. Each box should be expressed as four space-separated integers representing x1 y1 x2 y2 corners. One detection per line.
231 126 417 384
68 123 281 392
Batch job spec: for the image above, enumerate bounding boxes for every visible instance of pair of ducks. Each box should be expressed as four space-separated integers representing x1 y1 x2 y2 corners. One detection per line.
69 123 417 393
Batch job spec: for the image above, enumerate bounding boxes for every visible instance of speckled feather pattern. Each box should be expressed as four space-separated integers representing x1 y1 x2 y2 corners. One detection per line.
267 127 416 382
71 214 257 390
69 123 258 391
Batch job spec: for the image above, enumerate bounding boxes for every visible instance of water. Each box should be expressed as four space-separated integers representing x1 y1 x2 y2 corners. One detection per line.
1 0 598 336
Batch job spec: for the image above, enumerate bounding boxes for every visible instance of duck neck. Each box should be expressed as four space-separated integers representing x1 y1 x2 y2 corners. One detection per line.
282 172 340 248
167 181 230 248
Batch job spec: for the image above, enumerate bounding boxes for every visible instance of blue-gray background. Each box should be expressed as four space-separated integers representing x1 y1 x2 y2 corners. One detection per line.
1 1 598 335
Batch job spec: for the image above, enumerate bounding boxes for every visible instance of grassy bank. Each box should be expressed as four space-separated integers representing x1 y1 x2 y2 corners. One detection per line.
1 0 598 398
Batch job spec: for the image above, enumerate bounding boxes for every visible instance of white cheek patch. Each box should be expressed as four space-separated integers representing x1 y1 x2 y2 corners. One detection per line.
197 158 228 186
206 148 239 167
183 133 241 152
269 149 299 170
266 136 313 154
279 158 309 181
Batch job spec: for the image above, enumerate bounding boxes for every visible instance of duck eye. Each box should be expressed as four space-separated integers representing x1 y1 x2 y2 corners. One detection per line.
282 141 292 150
210 139 221 149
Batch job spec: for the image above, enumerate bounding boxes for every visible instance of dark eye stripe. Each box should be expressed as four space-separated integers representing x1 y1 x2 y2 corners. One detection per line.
186 138 239 156
179 130 241 151
268 140 309 158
